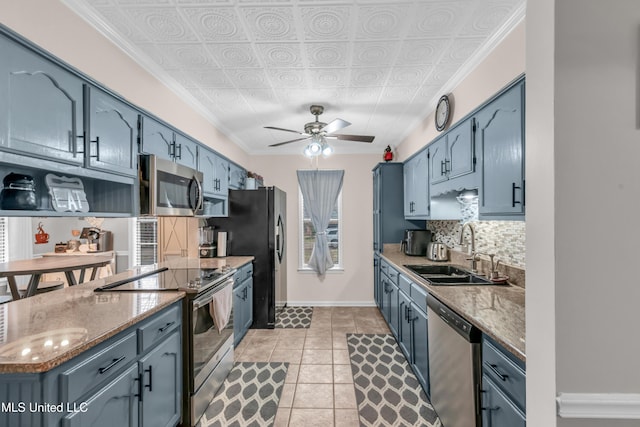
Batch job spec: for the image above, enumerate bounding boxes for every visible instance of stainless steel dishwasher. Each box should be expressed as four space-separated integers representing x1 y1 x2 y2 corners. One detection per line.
427 294 482 427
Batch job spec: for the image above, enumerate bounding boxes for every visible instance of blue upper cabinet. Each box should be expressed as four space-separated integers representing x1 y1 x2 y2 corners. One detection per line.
403 148 429 219
198 147 216 196
0 35 84 165
85 85 138 177
429 119 475 187
447 119 475 179
198 147 228 197
228 162 246 190
173 133 198 170
213 155 229 196
140 115 174 161
476 80 525 218
374 163 415 252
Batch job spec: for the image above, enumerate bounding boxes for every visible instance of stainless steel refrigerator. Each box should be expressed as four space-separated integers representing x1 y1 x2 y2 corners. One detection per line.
208 187 286 329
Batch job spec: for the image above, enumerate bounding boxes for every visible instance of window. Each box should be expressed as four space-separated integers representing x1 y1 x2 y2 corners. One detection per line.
134 217 158 266
299 188 343 270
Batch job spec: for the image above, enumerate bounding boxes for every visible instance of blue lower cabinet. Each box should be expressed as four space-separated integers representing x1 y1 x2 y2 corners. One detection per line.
482 375 526 427
410 301 429 397
481 335 526 426
398 290 411 359
387 280 399 339
233 263 254 346
378 270 431 397
62 364 140 427
139 331 181 427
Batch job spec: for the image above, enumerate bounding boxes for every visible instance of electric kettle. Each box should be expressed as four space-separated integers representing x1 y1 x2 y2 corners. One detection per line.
426 243 449 261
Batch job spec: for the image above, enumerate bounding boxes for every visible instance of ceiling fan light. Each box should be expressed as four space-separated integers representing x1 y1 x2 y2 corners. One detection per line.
308 140 322 154
322 143 333 157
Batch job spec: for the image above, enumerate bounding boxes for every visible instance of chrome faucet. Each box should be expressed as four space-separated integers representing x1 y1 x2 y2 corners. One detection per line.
459 222 479 273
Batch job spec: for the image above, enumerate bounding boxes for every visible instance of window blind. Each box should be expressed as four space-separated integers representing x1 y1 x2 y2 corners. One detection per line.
0 217 7 291
135 217 158 266
0 217 7 263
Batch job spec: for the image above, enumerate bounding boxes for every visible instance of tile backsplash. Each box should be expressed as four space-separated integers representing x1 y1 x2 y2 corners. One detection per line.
427 220 525 269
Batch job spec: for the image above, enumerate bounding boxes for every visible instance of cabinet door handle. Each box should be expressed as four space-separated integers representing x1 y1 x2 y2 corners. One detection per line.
175 143 182 160
134 373 144 402
144 365 153 391
90 136 100 161
512 182 522 207
487 363 509 381
440 160 445 175
71 131 85 156
444 159 450 173
158 321 175 333
98 355 126 374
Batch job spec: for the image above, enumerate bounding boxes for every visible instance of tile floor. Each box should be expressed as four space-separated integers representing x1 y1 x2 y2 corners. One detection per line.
233 306 391 427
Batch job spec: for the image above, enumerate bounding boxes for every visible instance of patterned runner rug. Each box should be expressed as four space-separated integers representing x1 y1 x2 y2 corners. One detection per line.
275 306 313 328
347 333 441 427
197 362 288 427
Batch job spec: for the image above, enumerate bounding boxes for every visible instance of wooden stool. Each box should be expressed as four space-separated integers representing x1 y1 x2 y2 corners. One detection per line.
17 280 65 297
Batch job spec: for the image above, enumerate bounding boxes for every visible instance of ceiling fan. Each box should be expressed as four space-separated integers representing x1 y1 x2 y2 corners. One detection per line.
265 105 375 152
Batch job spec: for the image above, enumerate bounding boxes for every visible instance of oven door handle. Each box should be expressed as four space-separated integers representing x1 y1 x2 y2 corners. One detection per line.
192 278 234 311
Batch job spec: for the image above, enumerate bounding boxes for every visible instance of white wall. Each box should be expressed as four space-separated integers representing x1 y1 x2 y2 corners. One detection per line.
0 0 249 167
525 0 557 424
528 1 640 426
249 154 380 305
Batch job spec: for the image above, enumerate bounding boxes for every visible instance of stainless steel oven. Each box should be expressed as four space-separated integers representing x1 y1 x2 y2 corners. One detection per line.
187 277 234 426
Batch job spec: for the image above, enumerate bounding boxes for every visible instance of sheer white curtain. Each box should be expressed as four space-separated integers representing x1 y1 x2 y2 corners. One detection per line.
297 169 344 275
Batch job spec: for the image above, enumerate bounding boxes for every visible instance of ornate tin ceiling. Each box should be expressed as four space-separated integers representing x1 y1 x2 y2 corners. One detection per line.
64 0 525 155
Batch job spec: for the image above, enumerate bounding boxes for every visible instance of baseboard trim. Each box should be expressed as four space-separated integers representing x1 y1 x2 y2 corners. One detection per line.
557 393 640 419
286 301 376 307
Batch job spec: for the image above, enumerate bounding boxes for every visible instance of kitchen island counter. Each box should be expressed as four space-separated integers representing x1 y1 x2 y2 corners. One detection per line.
0 256 253 373
380 247 526 362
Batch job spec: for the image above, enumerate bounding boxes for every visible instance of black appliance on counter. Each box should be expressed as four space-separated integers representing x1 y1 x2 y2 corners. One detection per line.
401 229 432 256
208 187 287 329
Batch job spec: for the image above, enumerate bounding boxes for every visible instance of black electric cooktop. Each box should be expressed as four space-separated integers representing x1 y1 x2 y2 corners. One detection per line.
95 266 235 293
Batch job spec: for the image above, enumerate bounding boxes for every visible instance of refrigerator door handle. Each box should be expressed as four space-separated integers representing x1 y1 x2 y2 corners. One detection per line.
276 214 285 263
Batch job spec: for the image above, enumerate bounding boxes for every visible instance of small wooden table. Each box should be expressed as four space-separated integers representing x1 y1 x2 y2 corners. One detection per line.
0 255 113 300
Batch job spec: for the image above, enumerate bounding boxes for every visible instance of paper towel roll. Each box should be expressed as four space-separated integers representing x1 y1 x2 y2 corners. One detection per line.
217 232 227 257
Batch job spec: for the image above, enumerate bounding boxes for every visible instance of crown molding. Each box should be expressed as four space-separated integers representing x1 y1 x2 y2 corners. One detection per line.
61 0 251 154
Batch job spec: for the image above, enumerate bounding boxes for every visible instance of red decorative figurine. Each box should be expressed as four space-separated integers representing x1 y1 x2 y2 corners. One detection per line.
383 145 393 162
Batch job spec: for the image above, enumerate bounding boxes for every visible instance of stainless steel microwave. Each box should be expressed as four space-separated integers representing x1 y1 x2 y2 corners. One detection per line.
139 154 204 216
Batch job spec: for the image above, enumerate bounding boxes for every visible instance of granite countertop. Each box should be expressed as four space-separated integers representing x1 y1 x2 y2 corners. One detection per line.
0 256 253 374
380 247 526 362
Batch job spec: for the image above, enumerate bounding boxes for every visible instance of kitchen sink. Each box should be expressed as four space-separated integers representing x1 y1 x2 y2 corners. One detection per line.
403 264 502 286
404 264 469 277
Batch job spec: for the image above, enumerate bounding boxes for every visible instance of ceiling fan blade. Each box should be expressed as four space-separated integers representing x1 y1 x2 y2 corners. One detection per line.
264 126 307 135
268 136 311 147
321 118 351 135
330 134 375 143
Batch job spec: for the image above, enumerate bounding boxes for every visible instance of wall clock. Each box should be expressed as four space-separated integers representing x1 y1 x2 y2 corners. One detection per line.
435 94 451 132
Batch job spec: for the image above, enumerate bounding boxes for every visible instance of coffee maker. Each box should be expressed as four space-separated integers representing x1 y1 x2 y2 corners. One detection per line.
198 226 216 258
